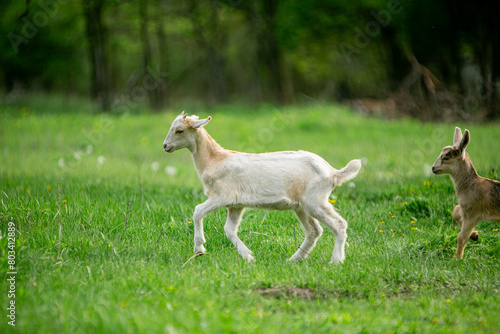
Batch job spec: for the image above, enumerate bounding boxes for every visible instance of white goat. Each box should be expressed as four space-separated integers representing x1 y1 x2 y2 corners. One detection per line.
163 111 362 264
432 127 500 259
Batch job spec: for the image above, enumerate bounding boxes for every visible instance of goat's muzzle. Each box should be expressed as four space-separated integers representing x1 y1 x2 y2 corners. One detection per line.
163 144 174 153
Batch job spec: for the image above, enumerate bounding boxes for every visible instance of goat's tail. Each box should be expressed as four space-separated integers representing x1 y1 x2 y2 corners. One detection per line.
333 159 362 186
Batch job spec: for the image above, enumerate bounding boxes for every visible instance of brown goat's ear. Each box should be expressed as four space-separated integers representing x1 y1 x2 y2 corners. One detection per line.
453 127 462 147
458 129 470 156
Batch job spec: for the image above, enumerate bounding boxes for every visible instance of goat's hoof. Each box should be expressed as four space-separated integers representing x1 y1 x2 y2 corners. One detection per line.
470 231 479 241
194 245 206 254
246 255 255 263
329 258 344 265
287 255 304 262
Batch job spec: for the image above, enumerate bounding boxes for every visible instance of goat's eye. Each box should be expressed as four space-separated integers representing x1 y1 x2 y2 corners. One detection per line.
442 156 450 161
176 130 184 135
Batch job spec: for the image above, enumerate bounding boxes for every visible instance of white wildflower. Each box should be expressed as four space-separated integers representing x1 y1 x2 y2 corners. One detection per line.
164 165 177 176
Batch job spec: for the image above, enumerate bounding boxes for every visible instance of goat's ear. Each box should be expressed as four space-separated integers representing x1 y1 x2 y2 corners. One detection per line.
192 116 212 128
453 127 462 147
458 129 470 155
180 111 187 119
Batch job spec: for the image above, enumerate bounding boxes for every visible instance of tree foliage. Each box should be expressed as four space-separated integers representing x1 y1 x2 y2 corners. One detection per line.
0 0 498 118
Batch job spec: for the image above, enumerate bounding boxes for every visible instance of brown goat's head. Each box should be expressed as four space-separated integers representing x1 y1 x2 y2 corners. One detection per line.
432 127 470 175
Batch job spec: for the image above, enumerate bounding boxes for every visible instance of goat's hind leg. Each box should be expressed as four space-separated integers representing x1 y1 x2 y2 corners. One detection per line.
288 210 323 262
224 207 254 262
308 202 348 264
453 205 478 241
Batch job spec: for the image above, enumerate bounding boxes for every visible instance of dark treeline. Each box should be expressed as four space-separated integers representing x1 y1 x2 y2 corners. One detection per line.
0 0 498 119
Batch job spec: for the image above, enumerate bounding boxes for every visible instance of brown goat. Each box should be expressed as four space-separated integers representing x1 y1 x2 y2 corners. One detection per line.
432 127 500 259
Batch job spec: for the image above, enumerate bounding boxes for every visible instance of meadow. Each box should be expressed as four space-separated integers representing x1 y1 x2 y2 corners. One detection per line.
1 97 499 333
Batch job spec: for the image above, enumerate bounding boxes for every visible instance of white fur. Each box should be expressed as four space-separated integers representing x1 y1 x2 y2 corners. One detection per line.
163 112 362 263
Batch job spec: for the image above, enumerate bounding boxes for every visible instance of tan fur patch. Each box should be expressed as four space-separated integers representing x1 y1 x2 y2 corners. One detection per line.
287 180 306 202
183 118 194 127
194 128 229 173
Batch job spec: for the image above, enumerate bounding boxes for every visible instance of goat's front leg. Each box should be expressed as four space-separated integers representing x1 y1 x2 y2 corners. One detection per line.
192 199 221 255
453 205 478 241
454 218 479 259
224 207 254 262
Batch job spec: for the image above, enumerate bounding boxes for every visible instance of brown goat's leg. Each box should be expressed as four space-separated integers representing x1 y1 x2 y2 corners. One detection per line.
454 220 478 259
455 231 469 259
453 205 478 241
452 205 463 228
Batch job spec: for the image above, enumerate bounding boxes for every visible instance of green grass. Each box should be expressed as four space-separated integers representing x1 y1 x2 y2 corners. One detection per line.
1 97 500 333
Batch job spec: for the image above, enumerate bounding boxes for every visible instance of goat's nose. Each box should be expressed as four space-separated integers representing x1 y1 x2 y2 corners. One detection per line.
163 143 167 149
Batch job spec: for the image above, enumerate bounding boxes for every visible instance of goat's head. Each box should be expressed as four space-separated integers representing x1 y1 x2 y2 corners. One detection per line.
432 127 470 175
163 111 212 153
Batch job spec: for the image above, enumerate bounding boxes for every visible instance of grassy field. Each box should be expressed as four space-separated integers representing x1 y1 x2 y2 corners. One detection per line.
1 97 500 333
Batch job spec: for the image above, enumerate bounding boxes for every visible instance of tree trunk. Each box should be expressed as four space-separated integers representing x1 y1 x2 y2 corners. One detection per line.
82 0 110 111
256 0 292 104
242 1 263 102
483 41 497 119
207 0 227 104
186 0 227 105
139 0 165 111
380 26 407 91
156 12 169 108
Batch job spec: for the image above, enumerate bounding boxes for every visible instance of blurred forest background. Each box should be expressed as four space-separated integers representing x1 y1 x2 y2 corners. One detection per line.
1 0 499 121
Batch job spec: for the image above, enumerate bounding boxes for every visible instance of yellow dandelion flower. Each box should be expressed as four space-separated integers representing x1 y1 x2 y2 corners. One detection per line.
120 301 127 307
391 215 396 219
433 317 438 323
391 228 396 232
493 229 499 232
402 201 408 205
380 221 385 224
411 220 416 224
62 199 67 204
379 230 384 233
47 185 52 192
184 194 189 199
381 294 386 297
26 188 30 194
411 227 418 230
188 221 193 224
446 299 451 303
328 199 336 204
423 181 430 186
